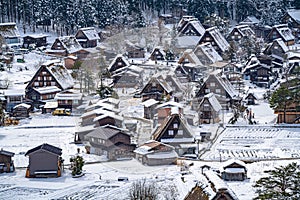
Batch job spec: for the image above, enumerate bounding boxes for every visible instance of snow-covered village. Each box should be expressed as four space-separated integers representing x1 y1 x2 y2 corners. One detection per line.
0 1 300 199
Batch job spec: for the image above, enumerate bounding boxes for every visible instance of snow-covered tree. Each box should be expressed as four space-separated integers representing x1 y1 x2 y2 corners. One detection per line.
254 162 300 199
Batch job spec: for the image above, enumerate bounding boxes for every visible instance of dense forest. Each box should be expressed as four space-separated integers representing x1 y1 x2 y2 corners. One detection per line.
1 0 300 35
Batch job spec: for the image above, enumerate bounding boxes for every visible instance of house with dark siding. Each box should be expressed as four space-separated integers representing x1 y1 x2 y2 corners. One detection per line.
0 149 15 173
152 108 195 156
75 27 100 48
25 60 74 107
134 140 178 166
84 125 135 160
25 143 63 178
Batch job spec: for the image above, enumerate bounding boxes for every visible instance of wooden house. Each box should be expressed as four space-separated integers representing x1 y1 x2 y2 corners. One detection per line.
23 35 48 48
108 54 130 74
178 49 202 66
227 24 255 42
140 75 173 102
244 92 257 105
177 16 198 33
84 97 120 112
264 38 288 70
184 184 211 200
42 101 58 114
80 108 120 126
134 140 178 166
141 99 159 119
93 113 124 128
286 52 300 75
198 27 229 55
125 40 145 58
64 55 78 69
0 22 21 47
282 9 300 39
267 24 295 46
149 47 165 61
75 27 100 48
47 36 82 57
113 70 142 89
274 102 300 124
178 19 205 37
221 159 247 181
156 101 184 125
222 62 243 91
25 143 63 178
204 170 239 200
84 125 135 160
4 89 25 112
198 93 222 124
0 149 15 173
12 103 31 119
196 72 241 110
242 55 272 87
193 42 223 65
54 89 83 110
25 60 74 106
152 108 195 156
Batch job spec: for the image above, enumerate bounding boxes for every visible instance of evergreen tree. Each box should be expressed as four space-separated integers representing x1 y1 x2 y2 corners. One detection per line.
254 162 300 199
187 0 215 23
70 155 84 176
269 86 292 123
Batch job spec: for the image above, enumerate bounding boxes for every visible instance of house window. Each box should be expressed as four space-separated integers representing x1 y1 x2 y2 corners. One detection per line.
216 89 221 93
173 123 178 129
152 82 156 87
234 32 239 36
38 76 41 81
205 89 210 93
42 71 47 75
34 82 39 86
168 130 174 136
51 82 55 86
210 82 215 87
178 130 183 135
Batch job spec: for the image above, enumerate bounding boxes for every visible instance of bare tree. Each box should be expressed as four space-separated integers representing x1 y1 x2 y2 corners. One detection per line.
129 179 158 200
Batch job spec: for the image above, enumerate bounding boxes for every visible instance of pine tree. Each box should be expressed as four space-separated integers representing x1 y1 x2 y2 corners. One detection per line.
70 155 84 176
269 86 292 123
254 162 300 199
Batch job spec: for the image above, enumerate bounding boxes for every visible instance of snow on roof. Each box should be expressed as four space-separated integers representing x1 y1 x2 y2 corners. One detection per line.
203 170 239 200
43 101 58 109
56 36 82 54
242 16 260 24
0 22 20 38
44 61 74 90
179 49 202 66
205 27 229 52
273 24 295 42
233 24 255 37
78 27 100 40
203 93 222 112
85 126 121 140
287 9 300 23
176 36 201 48
274 38 288 52
195 43 223 64
221 159 246 169
108 54 130 71
93 112 123 122
179 20 205 36
156 101 184 109
208 73 239 99
81 107 118 118
13 103 31 109
4 89 24 96
25 34 48 38
141 98 159 107
54 90 83 100
146 151 178 159
224 168 246 173
33 86 61 94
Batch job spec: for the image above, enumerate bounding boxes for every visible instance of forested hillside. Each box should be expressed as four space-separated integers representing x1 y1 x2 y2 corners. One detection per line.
1 0 299 35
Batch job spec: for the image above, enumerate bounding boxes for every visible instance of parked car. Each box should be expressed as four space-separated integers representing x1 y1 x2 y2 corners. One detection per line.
52 108 71 116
